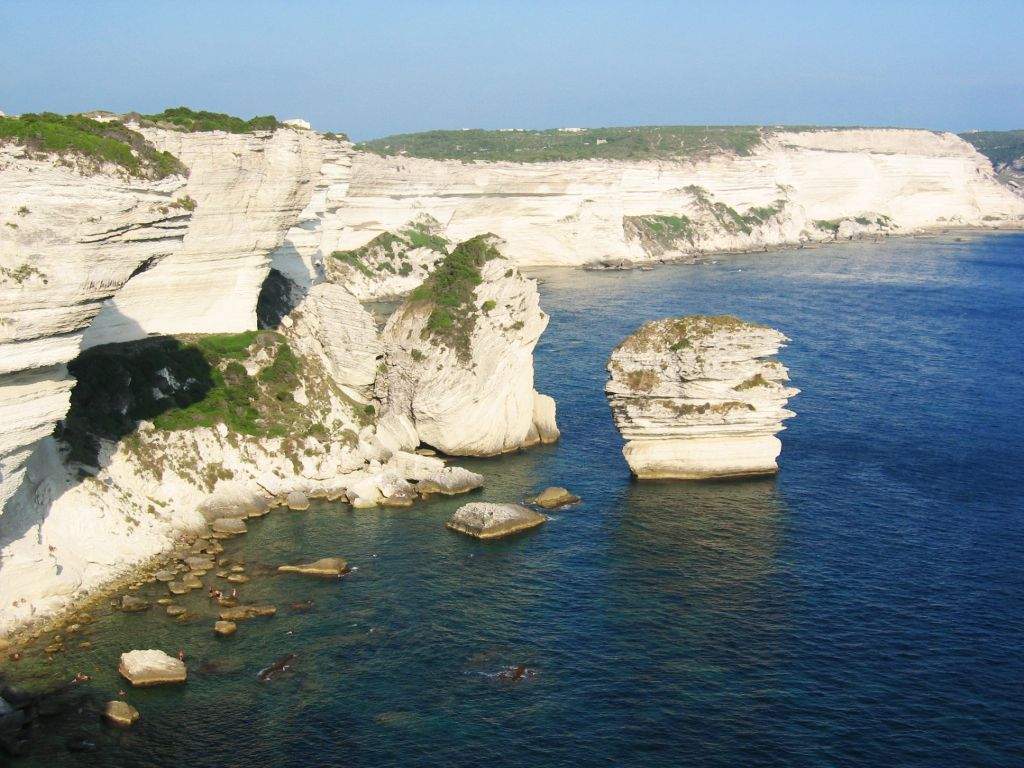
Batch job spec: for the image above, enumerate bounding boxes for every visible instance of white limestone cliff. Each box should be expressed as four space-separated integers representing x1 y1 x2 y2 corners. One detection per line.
0 288 481 634
312 129 1024 266
83 125 327 347
377 236 559 456
0 145 190 513
606 316 797 479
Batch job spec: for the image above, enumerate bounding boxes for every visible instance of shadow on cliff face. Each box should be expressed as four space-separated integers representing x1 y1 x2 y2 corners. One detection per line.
256 267 304 330
57 337 214 467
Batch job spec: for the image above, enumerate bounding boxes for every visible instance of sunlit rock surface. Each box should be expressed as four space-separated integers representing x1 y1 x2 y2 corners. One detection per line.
377 237 559 456
606 315 798 479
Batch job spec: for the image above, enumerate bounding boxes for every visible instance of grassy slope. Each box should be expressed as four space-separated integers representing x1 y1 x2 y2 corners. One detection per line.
0 113 185 178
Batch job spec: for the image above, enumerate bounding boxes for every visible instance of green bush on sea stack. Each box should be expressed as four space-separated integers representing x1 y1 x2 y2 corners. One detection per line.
407 234 502 358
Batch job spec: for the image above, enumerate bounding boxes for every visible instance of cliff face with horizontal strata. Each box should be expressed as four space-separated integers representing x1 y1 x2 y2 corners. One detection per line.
0 145 190 513
606 316 797 479
290 129 1024 268
83 125 328 347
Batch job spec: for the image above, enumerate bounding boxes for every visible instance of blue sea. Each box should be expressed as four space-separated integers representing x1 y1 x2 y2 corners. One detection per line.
7 233 1024 767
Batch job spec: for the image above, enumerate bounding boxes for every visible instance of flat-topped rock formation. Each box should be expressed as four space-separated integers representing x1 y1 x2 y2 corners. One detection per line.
606 315 798 479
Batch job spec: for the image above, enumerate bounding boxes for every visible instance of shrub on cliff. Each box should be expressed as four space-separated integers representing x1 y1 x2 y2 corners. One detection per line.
407 234 501 358
142 107 280 133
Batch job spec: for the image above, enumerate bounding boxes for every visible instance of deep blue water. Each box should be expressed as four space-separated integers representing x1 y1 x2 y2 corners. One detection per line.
7 233 1024 767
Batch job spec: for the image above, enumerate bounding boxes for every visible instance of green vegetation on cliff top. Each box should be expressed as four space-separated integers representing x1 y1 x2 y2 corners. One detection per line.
0 112 185 178
357 125 766 162
407 234 502 358
959 129 1024 169
140 107 281 133
617 315 765 354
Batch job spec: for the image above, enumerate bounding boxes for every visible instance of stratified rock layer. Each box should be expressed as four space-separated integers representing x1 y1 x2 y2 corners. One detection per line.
83 125 326 346
0 146 190 514
320 129 1024 267
606 316 798 479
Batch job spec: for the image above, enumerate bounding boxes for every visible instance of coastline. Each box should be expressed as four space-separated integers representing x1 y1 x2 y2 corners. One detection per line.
4 223 1022 646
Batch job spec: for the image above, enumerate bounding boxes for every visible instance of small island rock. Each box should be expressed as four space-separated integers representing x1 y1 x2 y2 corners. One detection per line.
446 502 547 540
606 315 798 479
219 605 277 621
120 595 149 612
285 491 310 511
118 650 187 686
213 621 237 637
531 487 580 509
211 518 247 535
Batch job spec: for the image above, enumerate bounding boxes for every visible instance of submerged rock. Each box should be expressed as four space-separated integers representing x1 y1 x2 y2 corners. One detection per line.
120 596 149 613
257 653 296 682
277 557 350 577
446 503 547 540
530 487 580 509
103 700 139 727
219 605 277 622
606 315 798 479
118 650 187 686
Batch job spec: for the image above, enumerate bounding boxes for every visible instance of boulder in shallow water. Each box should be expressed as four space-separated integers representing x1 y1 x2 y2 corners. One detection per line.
277 557 350 577
103 700 139 727
285 491 310 511
213 621 237 637
118 650 187 686
530 486 580 509
446 503 547 540
211 517 247 535
120 595 149 613
417 467 484 496
197 481 270 521
219 605 277 621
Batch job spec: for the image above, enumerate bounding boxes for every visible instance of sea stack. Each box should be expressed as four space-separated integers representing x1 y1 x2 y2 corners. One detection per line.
605 315 797 479
376 234 559 456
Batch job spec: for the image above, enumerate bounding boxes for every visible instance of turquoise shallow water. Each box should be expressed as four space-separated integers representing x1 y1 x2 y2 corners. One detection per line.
4 233 1024 767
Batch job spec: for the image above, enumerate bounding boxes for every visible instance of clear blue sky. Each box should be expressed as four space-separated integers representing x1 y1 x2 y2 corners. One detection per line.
2 0 1021 140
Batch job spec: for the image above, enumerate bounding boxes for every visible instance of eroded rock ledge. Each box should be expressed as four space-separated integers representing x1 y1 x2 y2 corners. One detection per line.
606 315 797 479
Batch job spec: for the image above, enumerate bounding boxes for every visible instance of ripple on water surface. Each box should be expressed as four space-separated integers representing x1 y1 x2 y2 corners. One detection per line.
4 233 1024 768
